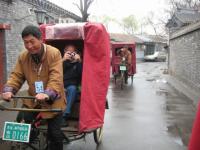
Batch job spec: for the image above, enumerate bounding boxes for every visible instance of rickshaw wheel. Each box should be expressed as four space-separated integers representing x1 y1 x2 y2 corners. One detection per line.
10 129 48 150
131 75 134 85
93 126 103 145
114 75 117 84
10 142 27 150
38 130 48 150
121 72 124 89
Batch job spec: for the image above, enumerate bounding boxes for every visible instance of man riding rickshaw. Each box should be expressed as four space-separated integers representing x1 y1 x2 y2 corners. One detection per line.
117 45 132 84
0 22 110 150
111 42 136 89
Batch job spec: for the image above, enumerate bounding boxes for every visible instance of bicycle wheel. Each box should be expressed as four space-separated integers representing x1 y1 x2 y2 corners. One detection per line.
114 75 117 85
38 131 48 150
93 126 103 145
131 75 134 85
121 71 124 89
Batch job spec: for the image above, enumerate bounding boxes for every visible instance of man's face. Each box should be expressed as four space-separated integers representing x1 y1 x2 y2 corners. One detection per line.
123 47 128 51
23 35 42 54
64 45 76 53
119 48 125 56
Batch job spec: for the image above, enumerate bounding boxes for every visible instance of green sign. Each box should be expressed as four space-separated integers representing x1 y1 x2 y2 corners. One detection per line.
120 65 127 71
3 122 31 143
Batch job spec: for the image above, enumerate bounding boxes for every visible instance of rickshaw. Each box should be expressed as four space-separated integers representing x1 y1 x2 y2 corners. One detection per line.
111 42 136 89
0 22 110 149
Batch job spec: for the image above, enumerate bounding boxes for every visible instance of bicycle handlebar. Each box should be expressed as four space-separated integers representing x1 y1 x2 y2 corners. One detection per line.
0 96 62 112
0 107 62 112
11 96 35 100
11 96 49 101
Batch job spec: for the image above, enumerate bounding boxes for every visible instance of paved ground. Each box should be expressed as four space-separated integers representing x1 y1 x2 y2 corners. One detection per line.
0 61 196 150
63 62 196 150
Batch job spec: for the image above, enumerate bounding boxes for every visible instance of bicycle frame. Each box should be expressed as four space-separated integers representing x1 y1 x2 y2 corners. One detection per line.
0 96 62 150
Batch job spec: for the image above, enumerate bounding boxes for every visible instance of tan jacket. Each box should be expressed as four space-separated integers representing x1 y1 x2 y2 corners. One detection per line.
124 50 132 65
5 44 66 118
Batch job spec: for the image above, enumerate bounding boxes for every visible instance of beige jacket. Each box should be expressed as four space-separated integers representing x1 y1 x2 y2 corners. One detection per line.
5 44 66 118
124 50 132 65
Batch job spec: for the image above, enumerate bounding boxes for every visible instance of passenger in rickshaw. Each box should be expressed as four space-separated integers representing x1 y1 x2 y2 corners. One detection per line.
117 45 132 83
62 44 82 125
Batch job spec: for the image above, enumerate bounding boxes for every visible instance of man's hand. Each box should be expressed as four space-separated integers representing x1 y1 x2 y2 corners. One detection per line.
74 54 81 62
35 93 49 101
2 92 13 101
63 52 72 61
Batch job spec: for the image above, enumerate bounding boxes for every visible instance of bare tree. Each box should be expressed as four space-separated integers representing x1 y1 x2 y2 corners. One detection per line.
89 15 117 32
100 15 116 31
145 12 159 35
121 15 138 35
74 0 95 22
142 12 168 36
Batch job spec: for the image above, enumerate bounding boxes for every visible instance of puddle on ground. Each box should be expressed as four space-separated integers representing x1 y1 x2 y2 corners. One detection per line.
166 125 184 146
165 105 177 111
156 79 167 84
172 136 184 146
156 89 169 96
146 78 156 82
164 97 195 147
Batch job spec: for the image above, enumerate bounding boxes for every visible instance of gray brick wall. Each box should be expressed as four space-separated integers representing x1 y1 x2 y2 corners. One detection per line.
0 0 38 76
0 0 81 78
169 21 200 93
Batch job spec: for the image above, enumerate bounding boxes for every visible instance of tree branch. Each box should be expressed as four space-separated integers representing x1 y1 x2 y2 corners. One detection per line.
74 0 95 22
73 2 82 12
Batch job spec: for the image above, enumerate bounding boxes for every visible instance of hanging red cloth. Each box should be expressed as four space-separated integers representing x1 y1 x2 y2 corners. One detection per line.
188 102 200 150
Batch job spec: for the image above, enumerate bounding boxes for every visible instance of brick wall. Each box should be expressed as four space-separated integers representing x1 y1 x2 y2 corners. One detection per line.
169 21 200 93
0 0 38 78
0 0 80 81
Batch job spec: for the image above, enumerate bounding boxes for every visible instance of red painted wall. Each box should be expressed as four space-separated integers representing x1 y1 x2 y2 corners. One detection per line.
0 30 5 91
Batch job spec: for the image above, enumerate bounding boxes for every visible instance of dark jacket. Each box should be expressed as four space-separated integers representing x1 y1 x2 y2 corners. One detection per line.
63 61 82 88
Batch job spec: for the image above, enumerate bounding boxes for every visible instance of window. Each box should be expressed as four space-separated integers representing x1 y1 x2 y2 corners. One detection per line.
44 17 49 24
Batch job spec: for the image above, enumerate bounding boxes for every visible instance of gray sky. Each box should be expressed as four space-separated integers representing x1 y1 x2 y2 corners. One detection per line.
48 0 171 34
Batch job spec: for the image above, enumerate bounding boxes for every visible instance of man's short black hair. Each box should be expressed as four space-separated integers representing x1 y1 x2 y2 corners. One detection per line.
21 25 42 39
123 45 129 49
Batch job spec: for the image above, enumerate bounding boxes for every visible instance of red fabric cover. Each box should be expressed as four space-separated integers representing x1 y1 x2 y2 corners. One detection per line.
39 24 54 42
46 23 85 40
40 23 110 133
188 102 200 150
79 22 110 132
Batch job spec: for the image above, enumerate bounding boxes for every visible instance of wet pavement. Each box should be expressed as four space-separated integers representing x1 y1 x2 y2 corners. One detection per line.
0 62 196 150
62 62 196 150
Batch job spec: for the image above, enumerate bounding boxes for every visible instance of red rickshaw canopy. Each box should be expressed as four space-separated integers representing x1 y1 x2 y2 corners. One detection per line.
40 22 110 132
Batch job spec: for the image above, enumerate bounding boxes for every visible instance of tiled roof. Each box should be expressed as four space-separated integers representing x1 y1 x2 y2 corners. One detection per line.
24 0 82 21
110 33 167 44
110 33 143 44
142 35 167 43
175 11 200 24
166 8 200 29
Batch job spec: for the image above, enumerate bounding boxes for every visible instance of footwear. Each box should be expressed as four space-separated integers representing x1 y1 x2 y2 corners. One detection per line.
125 80 128 84
61 118 68 127
63 113 70 120
49 142 63 150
